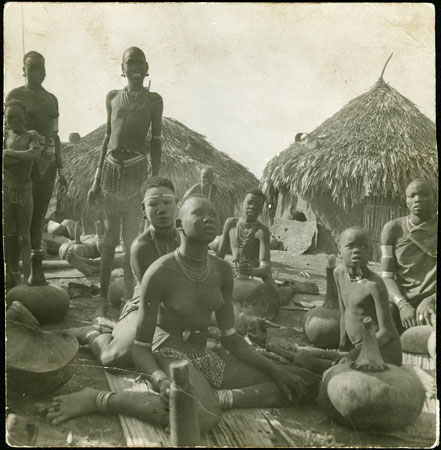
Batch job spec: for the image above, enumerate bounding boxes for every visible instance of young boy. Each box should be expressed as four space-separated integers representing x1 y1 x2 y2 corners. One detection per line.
293 227 436 397
87 47 163 315
3 100 42 286
183 165 217 204
294 226 401 371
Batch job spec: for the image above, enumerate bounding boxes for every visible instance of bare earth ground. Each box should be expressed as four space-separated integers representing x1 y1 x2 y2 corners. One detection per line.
6 251 437 447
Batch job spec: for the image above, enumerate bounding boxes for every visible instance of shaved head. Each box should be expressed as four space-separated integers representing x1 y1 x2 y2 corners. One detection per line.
405 179 434 196
178 194 210 218
122 47 146 62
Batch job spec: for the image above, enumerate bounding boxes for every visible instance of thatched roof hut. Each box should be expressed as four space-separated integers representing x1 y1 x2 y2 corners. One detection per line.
261 67 437 260
56 117 258 226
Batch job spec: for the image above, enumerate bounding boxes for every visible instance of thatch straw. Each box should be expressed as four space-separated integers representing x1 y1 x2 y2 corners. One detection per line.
261 78 437 220
57 117 258 223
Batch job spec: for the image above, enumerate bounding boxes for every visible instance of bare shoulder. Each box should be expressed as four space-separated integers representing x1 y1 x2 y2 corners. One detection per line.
210 255 233 276
142 253 175 280
6 86 26 101
106 89 120 101
367 270 387 291
131 231 152 255
381 217 405 244
256 221 270 237
149 92 163 104
333 264 345 280
225 217 239 229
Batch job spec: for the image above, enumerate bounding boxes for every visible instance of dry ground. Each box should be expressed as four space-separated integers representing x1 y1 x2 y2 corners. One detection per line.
6 251 437 447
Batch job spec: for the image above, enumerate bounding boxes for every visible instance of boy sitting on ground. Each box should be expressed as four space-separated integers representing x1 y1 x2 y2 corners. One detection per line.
293 226 435 397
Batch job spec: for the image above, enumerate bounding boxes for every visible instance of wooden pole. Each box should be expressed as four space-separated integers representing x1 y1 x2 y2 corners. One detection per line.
169 360 200 447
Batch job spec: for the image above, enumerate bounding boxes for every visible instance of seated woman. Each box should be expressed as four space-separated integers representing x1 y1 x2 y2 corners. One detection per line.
216 189 319 310
65 177 180 368
380 179 437 332
47 195 319 432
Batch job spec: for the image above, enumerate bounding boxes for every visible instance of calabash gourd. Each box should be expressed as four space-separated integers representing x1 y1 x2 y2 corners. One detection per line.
400 325 433 355
6 320 78 396
318 316 425 430
303 255 340 348
7 251 70 324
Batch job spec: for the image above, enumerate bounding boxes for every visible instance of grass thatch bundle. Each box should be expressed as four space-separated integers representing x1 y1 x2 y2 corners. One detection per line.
261 77 437 221
57 117 258 224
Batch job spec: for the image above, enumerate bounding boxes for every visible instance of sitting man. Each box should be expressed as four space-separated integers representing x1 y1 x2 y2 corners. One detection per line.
215 188 319 310
47 195 319 432
381 179 437 332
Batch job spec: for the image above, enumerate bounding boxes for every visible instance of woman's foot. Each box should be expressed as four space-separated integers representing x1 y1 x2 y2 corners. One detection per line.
47 388 101 424
64 325 101 345
66 249 93 277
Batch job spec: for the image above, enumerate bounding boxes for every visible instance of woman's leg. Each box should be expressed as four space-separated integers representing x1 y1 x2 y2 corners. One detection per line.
99 196 121 305
30 164 57 251
121 198 141 299
17 190 34 283
4 202 21 287
218 351 320 409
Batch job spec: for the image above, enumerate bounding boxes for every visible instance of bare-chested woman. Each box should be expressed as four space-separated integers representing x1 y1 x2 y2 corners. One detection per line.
87 47 163 315
47 196 319 433
66 177 179 368
216 188 319 299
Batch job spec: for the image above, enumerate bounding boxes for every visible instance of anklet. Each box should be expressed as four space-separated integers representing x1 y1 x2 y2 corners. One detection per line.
85 330 101 344
216 389 234 411
95 391 115 414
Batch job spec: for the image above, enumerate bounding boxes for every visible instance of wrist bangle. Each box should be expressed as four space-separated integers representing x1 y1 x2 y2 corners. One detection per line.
395 297 409 310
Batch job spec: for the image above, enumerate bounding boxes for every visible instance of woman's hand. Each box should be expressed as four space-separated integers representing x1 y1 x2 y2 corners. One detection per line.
158 379 171 404
87 181 101 205
399 303 417 329
270 366 307 403
237 260 252 276
416 297 436 327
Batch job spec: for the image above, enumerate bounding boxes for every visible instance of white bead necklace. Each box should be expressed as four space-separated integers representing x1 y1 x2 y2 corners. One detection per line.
174 249 210 283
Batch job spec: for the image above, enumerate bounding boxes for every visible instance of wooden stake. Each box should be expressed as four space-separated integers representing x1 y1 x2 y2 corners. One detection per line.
169 360 200 447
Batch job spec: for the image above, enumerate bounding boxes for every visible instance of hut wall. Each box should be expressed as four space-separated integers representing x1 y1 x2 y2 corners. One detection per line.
363 196 407 261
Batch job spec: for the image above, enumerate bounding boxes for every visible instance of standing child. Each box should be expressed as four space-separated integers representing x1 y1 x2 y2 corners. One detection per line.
3 100 42 287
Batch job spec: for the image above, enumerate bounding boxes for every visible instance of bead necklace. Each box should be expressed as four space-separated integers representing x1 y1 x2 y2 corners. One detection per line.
236 218 258 249
407 216 416 230
121 87 148 110
149 228 179 258
174 249 210 283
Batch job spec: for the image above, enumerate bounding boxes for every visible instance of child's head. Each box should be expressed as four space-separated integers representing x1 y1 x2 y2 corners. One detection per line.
200 166 214 185
5 100 27 133
339 226 371 269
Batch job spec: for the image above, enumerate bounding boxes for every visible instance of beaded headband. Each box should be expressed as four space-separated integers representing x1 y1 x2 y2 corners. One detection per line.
143 194 176 202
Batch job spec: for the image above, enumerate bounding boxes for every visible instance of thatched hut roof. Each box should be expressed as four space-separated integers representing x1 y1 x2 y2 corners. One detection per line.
58 117 258 223
261 77 437 220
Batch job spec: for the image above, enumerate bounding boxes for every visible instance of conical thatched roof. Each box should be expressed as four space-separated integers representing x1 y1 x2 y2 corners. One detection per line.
261 77 437 219
58 117 258 223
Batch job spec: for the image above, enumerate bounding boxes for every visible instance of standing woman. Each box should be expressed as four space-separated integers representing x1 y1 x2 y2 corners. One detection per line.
6 51 67 263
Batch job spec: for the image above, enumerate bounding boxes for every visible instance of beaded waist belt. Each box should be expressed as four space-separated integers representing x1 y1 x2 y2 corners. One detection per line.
100 152 148 200
3 181 32 206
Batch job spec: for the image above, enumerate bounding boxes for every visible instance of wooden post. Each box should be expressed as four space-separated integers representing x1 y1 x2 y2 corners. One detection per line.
169 360 200 447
